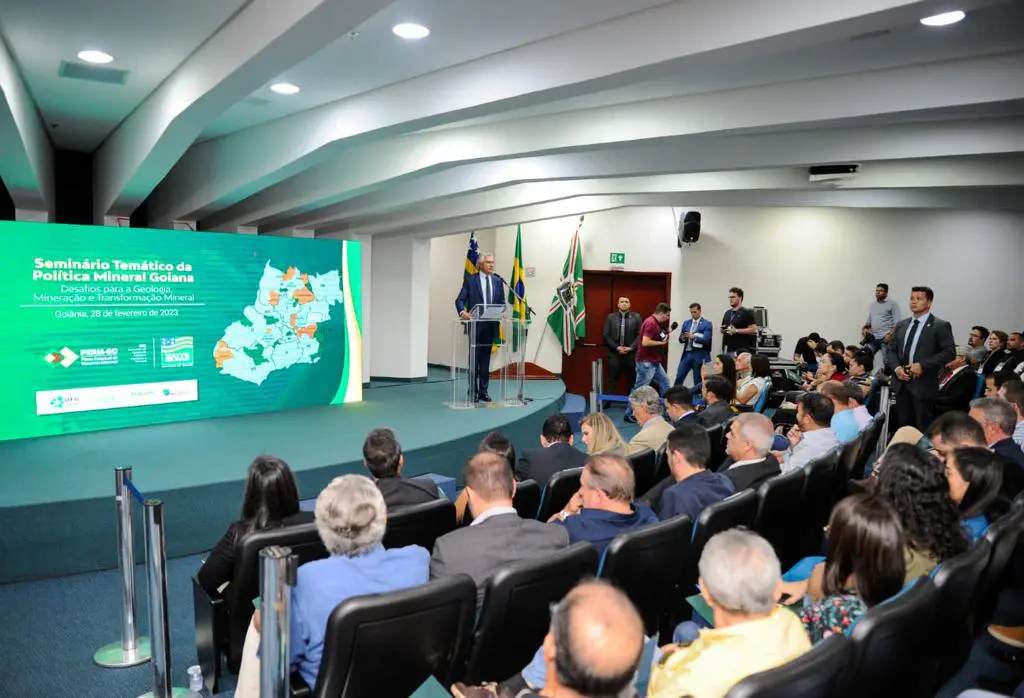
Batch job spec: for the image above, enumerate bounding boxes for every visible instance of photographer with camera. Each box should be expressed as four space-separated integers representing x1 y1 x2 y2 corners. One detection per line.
624 302 673 423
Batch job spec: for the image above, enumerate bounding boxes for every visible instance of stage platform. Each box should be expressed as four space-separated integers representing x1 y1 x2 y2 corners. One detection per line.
0 377 565 583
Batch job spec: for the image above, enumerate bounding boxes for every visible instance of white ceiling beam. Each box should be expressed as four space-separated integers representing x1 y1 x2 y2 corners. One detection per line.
0 37 52 213
206 51 1024 230
370 188 1024 240
150 0 966 224
91 0 394 220
269 118 1024 229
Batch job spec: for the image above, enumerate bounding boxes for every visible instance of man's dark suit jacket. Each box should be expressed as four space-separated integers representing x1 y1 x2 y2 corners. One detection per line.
455 273 504 343
994 438 1024 470
696 401 736 428
602 311 643 352
515 441 588 486
429 512 570 606
719 454 781 492
672 411 700 429
885 314 956 398
933 368 979 415
375 476 439 511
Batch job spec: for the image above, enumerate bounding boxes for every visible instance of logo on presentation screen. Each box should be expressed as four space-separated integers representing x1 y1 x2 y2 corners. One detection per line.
42 347 79 368
160 337 194 368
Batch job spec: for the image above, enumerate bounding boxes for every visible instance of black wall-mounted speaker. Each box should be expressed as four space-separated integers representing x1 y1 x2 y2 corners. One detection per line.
678 211 701 246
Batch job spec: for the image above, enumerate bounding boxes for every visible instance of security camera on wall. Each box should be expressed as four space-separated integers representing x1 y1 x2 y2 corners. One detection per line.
677 211 701 247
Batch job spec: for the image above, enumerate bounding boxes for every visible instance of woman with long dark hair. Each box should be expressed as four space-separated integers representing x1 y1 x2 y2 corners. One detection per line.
797 494 906 643
946 446 1008 540
197 455 310 597
876 443 968 581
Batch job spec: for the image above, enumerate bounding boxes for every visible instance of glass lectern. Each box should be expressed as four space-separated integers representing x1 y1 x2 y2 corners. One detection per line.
449 304 530 409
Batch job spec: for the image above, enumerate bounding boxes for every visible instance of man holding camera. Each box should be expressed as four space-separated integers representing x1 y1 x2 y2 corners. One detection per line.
624 302 672 423
721 287 757 355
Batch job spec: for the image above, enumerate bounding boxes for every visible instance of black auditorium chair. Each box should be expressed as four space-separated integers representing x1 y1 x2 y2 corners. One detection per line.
626 448 658 499
459 542 598 685
653 446 670 484
193 523 327 692
290 575 478 698
798 451 839 558
930 539 992 688
842 577 939 698
974 507 1024 633
598 515 693 635
853 415 885 478
382 499 455 551
512 478 541 520
752 469 806 571
535 467 583 522
831 437 863 510
706 424 726 471
725 634 851 698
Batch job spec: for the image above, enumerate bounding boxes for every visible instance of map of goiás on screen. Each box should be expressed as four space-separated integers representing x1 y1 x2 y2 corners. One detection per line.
215 262 343 385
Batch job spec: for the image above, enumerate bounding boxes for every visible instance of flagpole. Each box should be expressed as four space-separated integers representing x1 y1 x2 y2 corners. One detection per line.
534 214 585 366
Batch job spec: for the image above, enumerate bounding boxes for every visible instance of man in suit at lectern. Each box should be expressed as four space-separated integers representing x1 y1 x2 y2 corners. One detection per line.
456 253 505 402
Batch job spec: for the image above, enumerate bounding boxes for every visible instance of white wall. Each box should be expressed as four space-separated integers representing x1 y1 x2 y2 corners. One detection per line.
427 207 1024 378
371 236 430 378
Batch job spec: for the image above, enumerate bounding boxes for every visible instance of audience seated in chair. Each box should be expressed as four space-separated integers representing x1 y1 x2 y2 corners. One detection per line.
877 444 969 583
515 414 587 485
456 431 516 524
655 424 735 520
697 375 738 428
818 381 871 445
970 397 1024 470
579 411 627 457
452 580 646 698
736 354 771 408
647 530 810 698
363 427 440 511
720 413 781 492
776 393 838 474
625 386 674 455
780 494 906 644
196 455 312 603
234 475 429 698
665 385 699 427
847 349 874 399
547 454 659 556
432 451 569 607
1000 378 1024 449
933 345 980 415
946 446 1008 541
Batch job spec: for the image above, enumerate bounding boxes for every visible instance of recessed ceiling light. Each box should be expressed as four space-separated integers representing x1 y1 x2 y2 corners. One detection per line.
920 10 965 26
77 50 113 64
270 82 300 95
392 23 430 40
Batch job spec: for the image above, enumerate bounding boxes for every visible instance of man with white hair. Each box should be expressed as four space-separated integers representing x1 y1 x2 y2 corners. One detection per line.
647 530 810 698
455 251 504 402
721 413 780 491
625 385 674 455
970 397 1024 469
933 345 979 415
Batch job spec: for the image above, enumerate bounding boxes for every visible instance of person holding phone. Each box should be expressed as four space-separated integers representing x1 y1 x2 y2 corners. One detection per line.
721 286 757 355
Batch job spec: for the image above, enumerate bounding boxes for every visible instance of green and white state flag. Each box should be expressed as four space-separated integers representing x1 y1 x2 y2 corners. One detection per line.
547 216 586 354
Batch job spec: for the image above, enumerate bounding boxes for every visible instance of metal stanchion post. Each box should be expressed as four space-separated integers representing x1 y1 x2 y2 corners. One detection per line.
95 466 151 668
876 384 892 461
139 499 196 698
589 360 598 413
596 359 604 412
260 547 297 698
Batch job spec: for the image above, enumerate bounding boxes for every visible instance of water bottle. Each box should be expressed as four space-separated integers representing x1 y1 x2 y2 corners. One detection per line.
187 664 206 695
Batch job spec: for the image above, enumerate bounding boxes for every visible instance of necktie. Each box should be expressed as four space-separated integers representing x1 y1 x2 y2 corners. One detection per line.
903 319 920 362
619 315 625 345
484 276 490 305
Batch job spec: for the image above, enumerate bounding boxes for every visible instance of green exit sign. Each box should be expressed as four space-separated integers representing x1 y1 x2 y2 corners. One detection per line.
609 252 626 264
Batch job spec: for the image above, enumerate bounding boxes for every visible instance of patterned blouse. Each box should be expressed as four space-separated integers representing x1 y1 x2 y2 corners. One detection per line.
800 593 867 643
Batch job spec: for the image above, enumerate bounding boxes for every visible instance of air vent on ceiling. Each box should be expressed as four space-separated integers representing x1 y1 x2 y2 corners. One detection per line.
241 96 271 107
58 61 129 85
849 28 892 41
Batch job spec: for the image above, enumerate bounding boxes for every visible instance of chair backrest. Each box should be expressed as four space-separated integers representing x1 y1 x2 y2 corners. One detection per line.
461 542 599 685
864 378 880 415
513 478 542 520
929 538 992 686
599 515 693 635
706 424 726 470
683 489 759 591
843 577 939 695
626 448 658 500
973 372 986 399
832 437 864 508
753 377 773 413
725 634 851 698
653 446 670 486
853 416 885 479
536 467 584 522
228 523 327 670
752 469 807 571
311 575 478 698
975 508 1024 632
383 499 456 551
803 451 839 530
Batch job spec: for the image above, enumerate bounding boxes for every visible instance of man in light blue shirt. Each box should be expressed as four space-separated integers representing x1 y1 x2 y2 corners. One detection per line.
820 381 872 445
862 283 900 360
776 393 839 473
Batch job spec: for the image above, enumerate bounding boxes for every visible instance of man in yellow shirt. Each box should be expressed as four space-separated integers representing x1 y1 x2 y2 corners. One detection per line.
648 529 811 698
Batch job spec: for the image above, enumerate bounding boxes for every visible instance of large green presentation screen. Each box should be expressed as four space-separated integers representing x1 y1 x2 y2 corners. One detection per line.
0 221 362 442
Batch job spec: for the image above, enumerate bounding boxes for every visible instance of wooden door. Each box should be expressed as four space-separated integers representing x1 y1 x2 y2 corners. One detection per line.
560 271 672 396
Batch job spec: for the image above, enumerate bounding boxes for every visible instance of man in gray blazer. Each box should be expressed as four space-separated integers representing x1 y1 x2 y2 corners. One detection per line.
885 286 956 432
430 451 570 606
